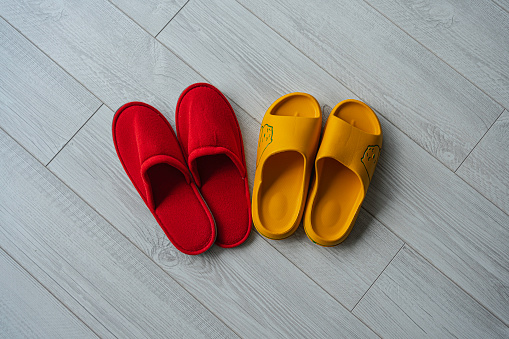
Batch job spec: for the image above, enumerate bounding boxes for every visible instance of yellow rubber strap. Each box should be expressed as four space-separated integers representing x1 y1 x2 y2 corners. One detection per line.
316 115 382 193
256 114 321 167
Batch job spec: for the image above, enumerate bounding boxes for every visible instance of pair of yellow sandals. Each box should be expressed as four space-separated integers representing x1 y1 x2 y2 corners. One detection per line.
252 93 382 246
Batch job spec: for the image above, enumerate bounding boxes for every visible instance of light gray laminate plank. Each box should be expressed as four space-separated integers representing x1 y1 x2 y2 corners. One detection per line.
353 246 509 338
158 0 360 122
0 0 203 116
231 0 502 170
363 114 509 324
457 110 509 215
364 0 509 111
272 214 404 310
0 18 101 164
0 130 238 339
109 0 187 35
48 105 377 338
0 249 97 339
158 0 509 323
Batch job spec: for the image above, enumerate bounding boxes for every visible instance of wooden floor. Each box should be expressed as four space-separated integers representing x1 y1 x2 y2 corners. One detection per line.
1 0 508 337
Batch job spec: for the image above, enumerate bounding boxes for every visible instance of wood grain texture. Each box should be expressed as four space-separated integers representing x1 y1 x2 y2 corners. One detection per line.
0 18 100 164
495 0 509 12
3 0 508 333
0 0 400 320
363 114 509 324
0 0 202 116
232 0 502 170
49 105 377 338
159 0 509 323
0 249 97 339
269 213 404 311
0 130 238 339
364 0 509 111
353 246 509 338
457 110 509 215
158 0 358 123
109 0 187 35
159 8 392 298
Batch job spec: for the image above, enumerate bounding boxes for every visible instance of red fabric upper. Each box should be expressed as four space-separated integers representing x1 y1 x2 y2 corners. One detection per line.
176 83 251 247
113 102 215 255
176 84 246 185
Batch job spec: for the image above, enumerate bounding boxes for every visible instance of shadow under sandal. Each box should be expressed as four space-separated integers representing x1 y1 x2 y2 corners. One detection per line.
252 93 322 240
304 99 382 246
176 83 251 248
113 102 216 255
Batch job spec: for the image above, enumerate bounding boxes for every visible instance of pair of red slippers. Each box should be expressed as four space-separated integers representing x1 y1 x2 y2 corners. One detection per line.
112 83 252 255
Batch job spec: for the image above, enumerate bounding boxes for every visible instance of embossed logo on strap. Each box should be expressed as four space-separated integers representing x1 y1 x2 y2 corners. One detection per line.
361 145 381 182
257 124 273 166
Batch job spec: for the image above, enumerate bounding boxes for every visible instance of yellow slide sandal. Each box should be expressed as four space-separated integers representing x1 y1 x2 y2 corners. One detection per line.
304 99 382 246
252 93 322 240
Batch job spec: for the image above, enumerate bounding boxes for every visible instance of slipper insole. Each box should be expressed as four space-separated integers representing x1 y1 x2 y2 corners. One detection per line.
311 158 361 239
147 163 214 250
258 94 317 235
259 151 304 234
196 154 249 246
310 101 380 242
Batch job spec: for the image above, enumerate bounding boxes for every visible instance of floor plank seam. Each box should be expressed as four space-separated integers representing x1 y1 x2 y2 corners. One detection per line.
43 160 241 338
351 243 405 312
0 126 48 171
454 108 506 172
104 0 154 37
0 126 240 338
359 0 508 113
104 0 190 39
456 170 509 219
0 15 104 113
256 235 383 338
492 0 509 14
0 243 106 339
153 36 267 128
0 127 121 337
45 104 104 167
230 0 495 172
155 0 191 38
360 207 509 328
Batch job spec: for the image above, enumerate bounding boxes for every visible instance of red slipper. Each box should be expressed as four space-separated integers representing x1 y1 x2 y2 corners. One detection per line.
176 83 251 248
113 102 216 255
